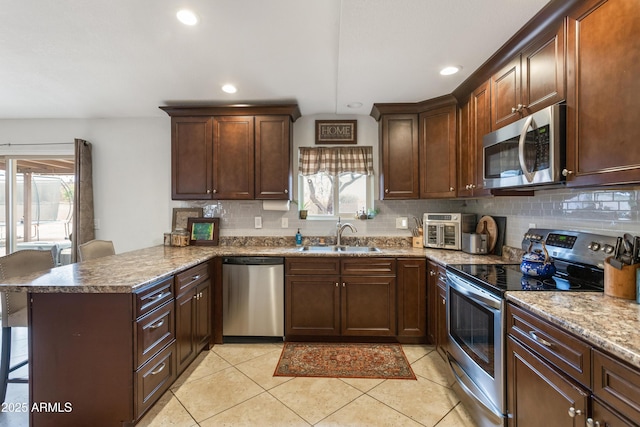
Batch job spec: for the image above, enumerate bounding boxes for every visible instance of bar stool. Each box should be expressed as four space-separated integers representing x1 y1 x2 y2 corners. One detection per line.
0 249 55 403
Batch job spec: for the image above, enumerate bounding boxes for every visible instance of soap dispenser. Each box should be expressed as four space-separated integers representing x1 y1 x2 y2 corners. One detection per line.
295 229 303 246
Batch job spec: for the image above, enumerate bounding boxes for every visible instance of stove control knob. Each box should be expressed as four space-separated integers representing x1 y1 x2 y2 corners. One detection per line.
588 242 601 251
603 244 614 254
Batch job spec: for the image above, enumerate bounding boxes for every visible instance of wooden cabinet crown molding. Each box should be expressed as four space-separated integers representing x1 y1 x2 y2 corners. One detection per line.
160 104 301 121
370 94 456 121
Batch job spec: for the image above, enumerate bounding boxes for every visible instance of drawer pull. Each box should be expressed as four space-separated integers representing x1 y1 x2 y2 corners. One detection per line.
149 292 169 301
191 274 201 281
149 362 166 376
529 331 552 347
148 319 165 330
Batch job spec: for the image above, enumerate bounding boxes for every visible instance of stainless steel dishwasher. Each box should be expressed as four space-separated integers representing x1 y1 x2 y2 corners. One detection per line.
222 257 284 337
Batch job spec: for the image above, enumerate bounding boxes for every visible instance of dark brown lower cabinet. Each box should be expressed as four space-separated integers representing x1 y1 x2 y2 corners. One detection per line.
28 262 212 426
506 335 589 426
507 302 640 426
176 264 212 374
427 260 448 358
396 258 427 341
285 257 396 338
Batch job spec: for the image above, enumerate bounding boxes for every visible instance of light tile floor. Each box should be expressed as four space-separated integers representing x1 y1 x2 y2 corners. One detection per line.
1 334 477 426
139 343 477 427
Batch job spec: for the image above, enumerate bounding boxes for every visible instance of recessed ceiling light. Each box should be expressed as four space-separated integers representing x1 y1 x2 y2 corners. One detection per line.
347 102 363 108
222 84 237 94
440 66 461 76
177 9 198 26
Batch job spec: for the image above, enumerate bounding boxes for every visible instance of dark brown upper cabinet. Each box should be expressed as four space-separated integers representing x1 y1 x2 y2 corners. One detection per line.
170 117 213 200
378 114 420 199
371 95 456 200
564 0 640 187
457 80 492 198
255 115 292 199
419 103 457 198
213 116 255 199
491 21 565 129
161 105 300 201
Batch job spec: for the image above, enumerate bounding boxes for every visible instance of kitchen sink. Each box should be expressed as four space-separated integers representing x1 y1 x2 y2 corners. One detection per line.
297 245 381 253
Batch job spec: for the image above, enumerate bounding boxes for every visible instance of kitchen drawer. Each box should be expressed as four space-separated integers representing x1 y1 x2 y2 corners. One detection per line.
593 349 640 423
286 257 340 275
341 258 396 275
135 342 177 420
507 303 591 387
592 398 638 427
176 262 210 296
134 276 174 319
135 300 175 368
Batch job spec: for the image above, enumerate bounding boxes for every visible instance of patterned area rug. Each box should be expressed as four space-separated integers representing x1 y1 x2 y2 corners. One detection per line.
273 342 416 380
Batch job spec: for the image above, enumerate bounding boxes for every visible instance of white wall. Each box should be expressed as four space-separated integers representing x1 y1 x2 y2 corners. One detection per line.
0 118 172 253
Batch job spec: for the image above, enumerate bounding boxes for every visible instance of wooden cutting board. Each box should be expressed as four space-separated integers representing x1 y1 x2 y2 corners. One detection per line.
476 216 498 253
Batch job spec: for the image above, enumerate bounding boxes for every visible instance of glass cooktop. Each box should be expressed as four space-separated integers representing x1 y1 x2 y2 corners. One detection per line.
446 263 605 297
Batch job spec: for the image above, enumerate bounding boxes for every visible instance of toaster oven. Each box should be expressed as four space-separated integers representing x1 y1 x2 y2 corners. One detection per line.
423 213 476 250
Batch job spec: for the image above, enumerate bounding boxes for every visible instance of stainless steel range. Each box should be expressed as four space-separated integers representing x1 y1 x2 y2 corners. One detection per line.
445 228 616 427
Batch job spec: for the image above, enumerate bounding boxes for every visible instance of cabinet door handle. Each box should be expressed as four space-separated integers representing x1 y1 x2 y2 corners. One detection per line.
562 169 574 176
150 362 166 376
213 189 218 194
429 271 436 276
335 282 339 287
284 189 288 194
207 189 211 194
586 418 601 427
449 187 454 192
567 407 583 418
342 282 346 287
441 297 446 305
148 319 165 329
529 331 552 347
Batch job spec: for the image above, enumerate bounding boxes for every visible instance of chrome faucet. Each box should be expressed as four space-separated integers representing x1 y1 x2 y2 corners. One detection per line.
336 217 357 247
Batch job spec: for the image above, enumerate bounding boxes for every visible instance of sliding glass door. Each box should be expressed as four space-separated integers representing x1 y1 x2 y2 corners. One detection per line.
0 157 75 264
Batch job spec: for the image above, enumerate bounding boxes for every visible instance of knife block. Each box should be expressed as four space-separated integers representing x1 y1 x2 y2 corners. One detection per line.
604 257 639 299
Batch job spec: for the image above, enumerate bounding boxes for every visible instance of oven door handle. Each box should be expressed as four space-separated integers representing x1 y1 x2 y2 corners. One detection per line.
448 274 502 311
518 114 536 183
447 352 505 422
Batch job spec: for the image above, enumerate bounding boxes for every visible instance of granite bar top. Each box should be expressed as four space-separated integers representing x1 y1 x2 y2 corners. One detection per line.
506 292 640 370
0 243 506 293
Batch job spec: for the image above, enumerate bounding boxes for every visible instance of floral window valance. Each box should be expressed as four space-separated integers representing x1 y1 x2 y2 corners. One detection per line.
298 146 374 176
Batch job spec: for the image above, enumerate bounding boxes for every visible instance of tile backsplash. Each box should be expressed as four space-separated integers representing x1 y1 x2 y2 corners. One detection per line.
185 186 640 248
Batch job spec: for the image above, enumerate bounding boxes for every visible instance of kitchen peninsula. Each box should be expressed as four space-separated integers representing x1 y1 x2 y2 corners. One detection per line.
2 244 639 425
1 243 498 426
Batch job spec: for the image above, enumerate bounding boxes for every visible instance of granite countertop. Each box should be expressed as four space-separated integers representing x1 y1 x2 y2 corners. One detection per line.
3 242 638 371
507 292 640 370
0 243 506 293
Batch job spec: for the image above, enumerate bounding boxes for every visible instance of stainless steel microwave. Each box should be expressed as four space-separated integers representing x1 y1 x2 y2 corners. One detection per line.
483 104 565 189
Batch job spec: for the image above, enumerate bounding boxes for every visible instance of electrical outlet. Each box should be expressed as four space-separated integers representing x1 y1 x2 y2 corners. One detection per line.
255 216 262 229
94 218 101 230
395 217 408 229
281 218 288 228
529 223 537 229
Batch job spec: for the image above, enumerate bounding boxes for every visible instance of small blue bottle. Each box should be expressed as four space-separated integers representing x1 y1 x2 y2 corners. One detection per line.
295 229 303 246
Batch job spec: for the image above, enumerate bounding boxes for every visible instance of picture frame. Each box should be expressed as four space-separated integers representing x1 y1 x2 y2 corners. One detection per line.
172 207 203 231
187 217 220 246
315 120 357 144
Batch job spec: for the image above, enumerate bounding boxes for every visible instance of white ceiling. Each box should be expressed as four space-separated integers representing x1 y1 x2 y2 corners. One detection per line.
0 0 551 119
